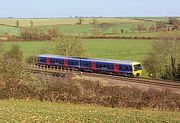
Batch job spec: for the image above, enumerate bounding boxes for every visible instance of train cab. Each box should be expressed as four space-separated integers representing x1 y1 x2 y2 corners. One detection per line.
132 63 142 77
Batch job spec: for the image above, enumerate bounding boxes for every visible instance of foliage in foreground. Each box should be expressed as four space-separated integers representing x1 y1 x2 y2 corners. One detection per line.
0 100 179 123
0 72 179 111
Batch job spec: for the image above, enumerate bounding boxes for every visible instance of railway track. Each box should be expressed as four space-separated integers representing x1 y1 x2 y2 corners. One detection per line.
25 64 180 90
82 72 180 89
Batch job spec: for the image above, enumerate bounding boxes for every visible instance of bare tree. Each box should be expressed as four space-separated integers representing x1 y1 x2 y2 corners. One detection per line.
77 17 84 25
156 21 166 30
143 31 180 80
16 20 19 27
134 24 146 32
168 18 180 30
51 34 86 57
30 21 33 27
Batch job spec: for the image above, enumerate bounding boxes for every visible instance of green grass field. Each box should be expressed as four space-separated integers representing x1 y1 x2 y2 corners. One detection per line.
0 17 158 37
3 39 153 62
0 100 179 122
0 25 20 36
3 39 153 76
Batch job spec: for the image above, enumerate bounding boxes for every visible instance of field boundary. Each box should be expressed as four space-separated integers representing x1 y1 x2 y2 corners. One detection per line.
0 23 22 28
81 35 159 40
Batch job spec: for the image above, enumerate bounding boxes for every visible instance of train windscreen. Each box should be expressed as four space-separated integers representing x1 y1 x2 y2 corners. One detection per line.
134 64 142 71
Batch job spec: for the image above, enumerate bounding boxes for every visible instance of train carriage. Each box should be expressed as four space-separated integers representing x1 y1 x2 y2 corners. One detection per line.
38 54 142 77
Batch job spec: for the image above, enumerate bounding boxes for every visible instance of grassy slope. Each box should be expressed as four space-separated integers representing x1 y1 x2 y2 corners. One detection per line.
3 39 153 62
0 100 179 123
3 39 153 76
0 18 157 37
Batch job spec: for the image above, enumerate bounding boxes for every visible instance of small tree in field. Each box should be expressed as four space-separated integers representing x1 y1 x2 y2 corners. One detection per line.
143 31 180 80
51 34 86 57
16 20 19 27
77 17 84 25
30 21 33 27
4 44 23 62
169 18 180 30
156 21 166 30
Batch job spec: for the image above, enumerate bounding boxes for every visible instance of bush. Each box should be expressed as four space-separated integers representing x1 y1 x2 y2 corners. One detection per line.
24 75 180 111
143 31 180 80
26 55 38 64
4 44 23 61
20 27 60 41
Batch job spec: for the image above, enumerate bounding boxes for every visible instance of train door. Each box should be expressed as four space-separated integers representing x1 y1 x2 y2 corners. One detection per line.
114 64 119 72
47 57 50 65
92 61 96 70
64 59 68 67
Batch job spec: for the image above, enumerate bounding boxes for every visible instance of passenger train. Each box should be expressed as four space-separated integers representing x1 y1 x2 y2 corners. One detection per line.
38 54 142 77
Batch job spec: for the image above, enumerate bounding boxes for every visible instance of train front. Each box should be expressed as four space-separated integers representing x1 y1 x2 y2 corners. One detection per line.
132 62 142 77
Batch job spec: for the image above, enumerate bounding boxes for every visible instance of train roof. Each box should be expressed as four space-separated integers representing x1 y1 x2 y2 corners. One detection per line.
38 54 140 65
38 54 63 58
81 58 139 65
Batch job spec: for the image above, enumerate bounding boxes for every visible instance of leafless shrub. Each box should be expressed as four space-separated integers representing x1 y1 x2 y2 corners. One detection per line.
51 34 87 57
156 21 166 30
20 27 60 41
149 26 156 31
28 75 180 111
25 55 38 64
169 17 180 30
4 44 23 61
134 24 146 32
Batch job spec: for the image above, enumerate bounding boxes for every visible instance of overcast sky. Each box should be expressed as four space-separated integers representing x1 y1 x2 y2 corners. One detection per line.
0 0 180 18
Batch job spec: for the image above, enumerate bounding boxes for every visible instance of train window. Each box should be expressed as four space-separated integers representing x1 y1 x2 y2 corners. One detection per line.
119 66 122 70
110 64 113 69
58 60 63 64
69 60 72 65
54 59 58 64
126 66 129 70
81 62 86 66
134 64 142 71
86 62 91 67
89 63 91 67
70 61 74 65
39 58 46 63
73 61 76 65
50 59 54 63
96 64 100 68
